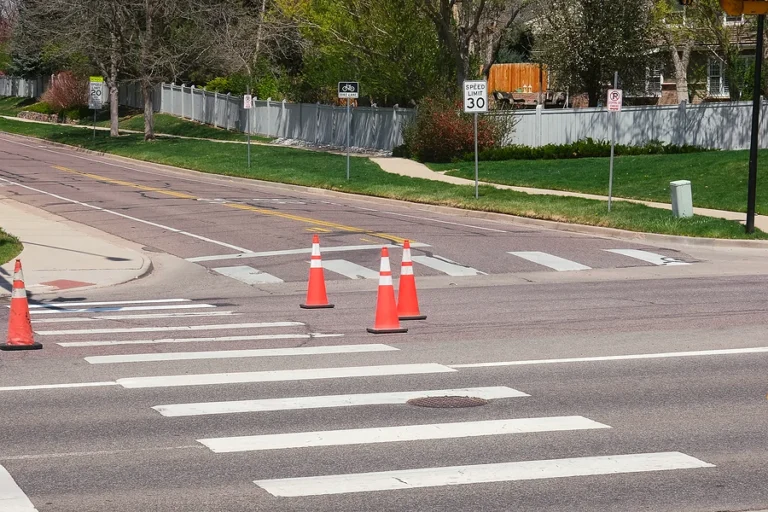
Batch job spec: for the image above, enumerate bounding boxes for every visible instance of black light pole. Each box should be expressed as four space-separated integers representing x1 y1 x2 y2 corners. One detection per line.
746 14 765 233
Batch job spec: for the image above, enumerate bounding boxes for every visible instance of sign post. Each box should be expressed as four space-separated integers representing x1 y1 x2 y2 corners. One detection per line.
606 74 622 212
244 90 253 169
88 76 104 141
463 80 488 199
338 81 359 181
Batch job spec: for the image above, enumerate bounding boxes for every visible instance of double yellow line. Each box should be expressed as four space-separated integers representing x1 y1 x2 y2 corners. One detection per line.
53 165 408 244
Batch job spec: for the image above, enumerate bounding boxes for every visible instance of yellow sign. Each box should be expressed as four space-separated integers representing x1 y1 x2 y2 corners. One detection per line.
89 76 104 83
720 0 768 15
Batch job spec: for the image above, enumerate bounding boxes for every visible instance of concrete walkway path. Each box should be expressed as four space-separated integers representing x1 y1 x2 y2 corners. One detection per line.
0 196 151 297
371 157 768 233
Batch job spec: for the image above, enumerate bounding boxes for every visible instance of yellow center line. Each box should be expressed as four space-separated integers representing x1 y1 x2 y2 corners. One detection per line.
52 165 410 244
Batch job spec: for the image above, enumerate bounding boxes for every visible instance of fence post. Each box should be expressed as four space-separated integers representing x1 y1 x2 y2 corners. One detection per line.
281 99 286 138
535 104 543 147
267 98 272 137
190 85 196 121
226 93 231 130
391 108 398 150
213 92 218 128
315 103 320 145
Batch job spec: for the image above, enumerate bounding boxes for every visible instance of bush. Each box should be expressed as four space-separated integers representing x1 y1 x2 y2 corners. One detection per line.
62 105 92 121
40 71 88 112
471 138 709 162
23 101 56 115
402 96 506 163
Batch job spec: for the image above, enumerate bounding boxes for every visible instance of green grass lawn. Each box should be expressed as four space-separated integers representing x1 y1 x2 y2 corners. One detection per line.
0 96 37 116
0 116 764 240
0 228 23 265
430 151 768 214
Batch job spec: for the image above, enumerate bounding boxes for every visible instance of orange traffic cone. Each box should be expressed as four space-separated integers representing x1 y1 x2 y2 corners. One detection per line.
300 234 334 309
1 260 42 351
367 247 408 334
397 240 426 321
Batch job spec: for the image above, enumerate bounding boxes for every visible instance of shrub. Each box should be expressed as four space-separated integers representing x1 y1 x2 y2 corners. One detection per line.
62 105 92 121
402 96 505 163
471 138 709 162
40 71 88 112
204 77 231 93
23 101 56 115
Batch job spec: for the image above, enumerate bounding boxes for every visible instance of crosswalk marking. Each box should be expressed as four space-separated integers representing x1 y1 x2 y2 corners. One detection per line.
153 386 529 417
85 344 398 364
0 382 118 392
0 464 38 511
254 452 714 497
36 322 303 336
212 266 284 285
187 243 431 263
26 299 190 309
411 256 485 277
116 364 456 389
508 251 592 271
322 260 380 279
29 304 216 315
57 333 342 348
200 416 610 453
605 249 690 266
33 311 238 324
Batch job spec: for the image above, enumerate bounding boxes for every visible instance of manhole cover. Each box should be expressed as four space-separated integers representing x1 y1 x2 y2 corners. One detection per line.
407 396 489 408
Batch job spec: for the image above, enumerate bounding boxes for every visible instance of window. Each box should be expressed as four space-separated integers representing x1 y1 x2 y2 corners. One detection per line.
724 14 744 25
708 58 729 97
646 65 663 96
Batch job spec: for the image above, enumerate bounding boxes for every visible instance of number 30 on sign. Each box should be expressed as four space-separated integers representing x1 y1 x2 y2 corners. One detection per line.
463 80 488 113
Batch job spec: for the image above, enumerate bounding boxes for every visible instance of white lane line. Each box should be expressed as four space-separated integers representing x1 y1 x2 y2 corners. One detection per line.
33 311 238 323
201 416 606 453
383 211 508 233
187 243 431 263
153 386 529 417
212 266 284 285
254 452 714 497
36 322 302 336
116 364 456 389
29 304 216 315
0 464 38 511
57 333 342 348
605 249 690 266
86 344 398 364
322 260 379 280
26 299 190 309
0 176 251 252
411 256 486 277
450 346 768 369
508 251 592 271
0 382 118 392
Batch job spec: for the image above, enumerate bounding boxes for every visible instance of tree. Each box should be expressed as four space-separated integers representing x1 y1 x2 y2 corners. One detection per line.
653 0 696 103
534 0 656 107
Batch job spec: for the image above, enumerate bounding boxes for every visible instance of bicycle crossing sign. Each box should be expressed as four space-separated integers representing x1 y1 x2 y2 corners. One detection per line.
338 81 359 99
463 80 488 113
88 76 103 110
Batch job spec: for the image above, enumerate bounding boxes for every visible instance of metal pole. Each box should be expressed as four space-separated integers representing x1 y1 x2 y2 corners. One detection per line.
346 97 351 181
474 112 479 199
747 14 765 234
608 71 618 212
93 109 96 141
246 86 251 170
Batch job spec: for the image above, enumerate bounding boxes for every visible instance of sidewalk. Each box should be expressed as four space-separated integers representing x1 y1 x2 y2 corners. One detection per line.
0 196 151 297
371 157 768 233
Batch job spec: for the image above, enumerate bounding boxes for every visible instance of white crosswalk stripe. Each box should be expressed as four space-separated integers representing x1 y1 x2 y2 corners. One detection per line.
322 260 380 279
509 251 591 271
29 304 216 315
411 255 486 276
212 265 284 284
36 322 302 336
57 333 343 348
26 299 190 309
605 249 691 266
33 311 238 323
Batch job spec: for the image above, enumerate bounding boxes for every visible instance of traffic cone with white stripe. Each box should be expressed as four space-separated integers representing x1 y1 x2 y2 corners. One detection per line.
1 260 42 351
367 247 407 334
300 234 334 309
397 240 426 320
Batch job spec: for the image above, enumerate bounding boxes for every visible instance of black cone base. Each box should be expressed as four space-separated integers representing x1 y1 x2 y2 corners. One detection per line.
0 342 43 351
300 303 335 309
366 327 408 334
399 315 427 321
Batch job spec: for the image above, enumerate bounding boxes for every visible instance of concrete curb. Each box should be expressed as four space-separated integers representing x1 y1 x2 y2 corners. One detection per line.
2 130 768 249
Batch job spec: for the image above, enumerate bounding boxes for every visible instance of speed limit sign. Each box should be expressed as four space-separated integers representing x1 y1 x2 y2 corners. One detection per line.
88 76 103 110
463 80 488 113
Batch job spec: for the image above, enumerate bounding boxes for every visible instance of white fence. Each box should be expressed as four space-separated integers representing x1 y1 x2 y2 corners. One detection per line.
507 101 768 150
0 76 47 99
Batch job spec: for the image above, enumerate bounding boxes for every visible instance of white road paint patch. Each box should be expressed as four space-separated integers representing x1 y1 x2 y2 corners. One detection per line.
57 333 341 348
116 364 456 389
0 445 204 462
32 311 238 323
605 249 690 266
254 452 714 497
36 322 302 336
384 211 508 233
0 382 117 392
200 416 607 453
26 299 190 309
0 464 38 511
508 251 591 271
153 386 529 417
411 255 486 277
0 176 251 252
212 266 284 285
29 304 216 315
322 260 379 280
187 243 431 263
450 346 768 369
85 344 398 364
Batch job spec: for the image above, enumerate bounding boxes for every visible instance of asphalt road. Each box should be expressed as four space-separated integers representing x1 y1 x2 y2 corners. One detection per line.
1 133 767 512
